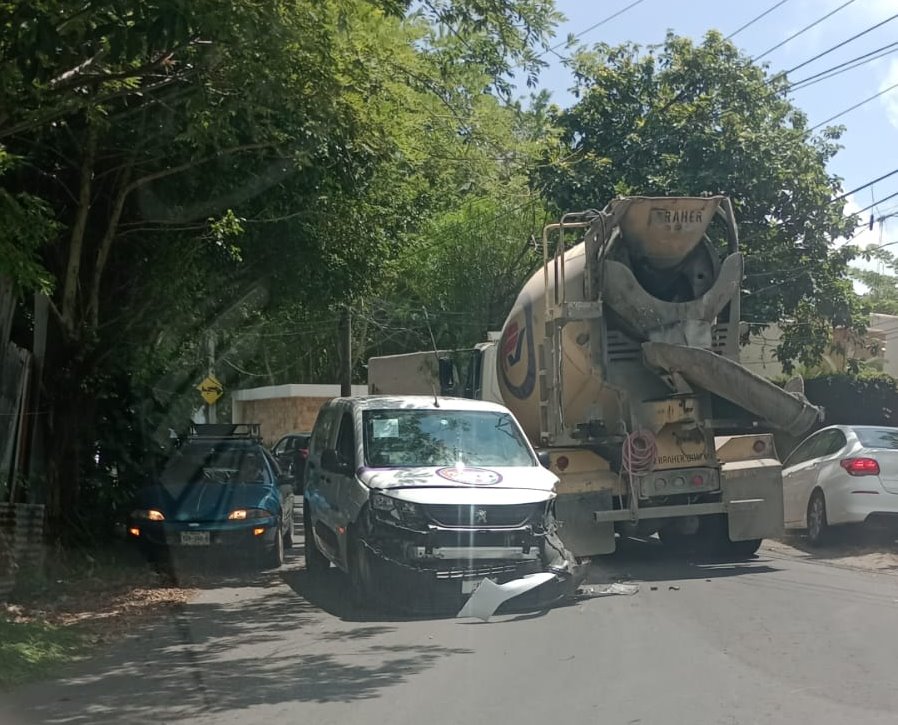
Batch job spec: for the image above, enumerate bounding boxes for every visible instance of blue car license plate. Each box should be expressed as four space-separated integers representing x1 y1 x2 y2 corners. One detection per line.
180 531 210 546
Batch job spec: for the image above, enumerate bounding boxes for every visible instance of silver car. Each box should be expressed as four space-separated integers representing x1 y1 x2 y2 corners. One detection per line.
782 425 898 544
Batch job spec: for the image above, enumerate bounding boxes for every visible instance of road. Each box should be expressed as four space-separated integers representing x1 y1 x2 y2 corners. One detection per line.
5 530 898 725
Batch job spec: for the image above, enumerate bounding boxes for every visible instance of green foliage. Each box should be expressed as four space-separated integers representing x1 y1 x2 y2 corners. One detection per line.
0 0 560 532
374 193 548 354
851 247 898 316
535 31 864 372
804 372 898 428
0 617 85 688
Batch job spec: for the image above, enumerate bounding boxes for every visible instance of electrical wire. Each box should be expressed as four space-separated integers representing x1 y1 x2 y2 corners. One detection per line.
727 0 792 40
809 80 898 131
834 168 898 202
857 190 898 215
779 11 898 77
753 0 857 61
788 40 898 91
543 0 647 56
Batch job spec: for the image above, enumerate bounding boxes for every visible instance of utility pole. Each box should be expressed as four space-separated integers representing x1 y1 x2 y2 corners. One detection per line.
207 330 217 424
338 306 352 397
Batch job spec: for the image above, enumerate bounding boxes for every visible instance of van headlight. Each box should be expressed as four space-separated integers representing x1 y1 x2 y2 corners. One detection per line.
371 493 425 527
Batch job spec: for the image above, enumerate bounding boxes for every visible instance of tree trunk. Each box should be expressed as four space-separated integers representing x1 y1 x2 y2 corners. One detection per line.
61 125 97 335
38 312 96 539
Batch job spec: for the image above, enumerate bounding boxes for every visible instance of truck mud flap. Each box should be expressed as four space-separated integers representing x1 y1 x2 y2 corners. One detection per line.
555 490 616 556
642 341 823 437
722 459 785 541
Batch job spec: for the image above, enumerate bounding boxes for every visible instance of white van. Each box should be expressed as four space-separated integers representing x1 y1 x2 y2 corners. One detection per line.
302 395 584 610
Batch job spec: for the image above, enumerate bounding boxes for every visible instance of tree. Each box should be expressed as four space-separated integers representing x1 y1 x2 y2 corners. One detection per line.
0 0 560 536
851 249 898 317
535 32 866 372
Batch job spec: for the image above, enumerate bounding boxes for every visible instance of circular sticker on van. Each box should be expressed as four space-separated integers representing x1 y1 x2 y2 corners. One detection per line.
436 466 502 485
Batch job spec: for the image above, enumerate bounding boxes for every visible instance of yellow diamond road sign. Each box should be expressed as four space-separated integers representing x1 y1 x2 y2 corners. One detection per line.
197 374 223 405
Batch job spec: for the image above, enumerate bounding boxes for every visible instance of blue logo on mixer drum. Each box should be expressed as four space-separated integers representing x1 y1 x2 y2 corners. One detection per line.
500 304 536 399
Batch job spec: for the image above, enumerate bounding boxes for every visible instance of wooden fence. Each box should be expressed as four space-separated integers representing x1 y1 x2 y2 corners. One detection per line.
0 503 45 600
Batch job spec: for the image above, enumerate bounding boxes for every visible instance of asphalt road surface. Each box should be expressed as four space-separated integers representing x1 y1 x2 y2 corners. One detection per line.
6 530 898 725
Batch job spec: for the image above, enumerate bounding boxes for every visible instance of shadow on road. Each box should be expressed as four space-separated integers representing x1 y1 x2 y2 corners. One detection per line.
8 545 471 724
585 536 783 584
282 567 461 624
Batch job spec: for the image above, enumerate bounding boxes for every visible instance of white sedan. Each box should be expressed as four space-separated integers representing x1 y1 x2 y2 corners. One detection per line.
782 425 898 544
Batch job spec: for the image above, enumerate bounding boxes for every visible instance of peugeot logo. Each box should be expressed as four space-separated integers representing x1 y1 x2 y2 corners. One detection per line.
474 509 488 524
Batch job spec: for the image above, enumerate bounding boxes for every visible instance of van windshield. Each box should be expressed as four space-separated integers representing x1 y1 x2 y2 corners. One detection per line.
362 410 534 468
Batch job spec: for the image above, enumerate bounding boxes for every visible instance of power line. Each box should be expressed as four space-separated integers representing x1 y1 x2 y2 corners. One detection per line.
726 0 791 40
780 11 898 77
857 190 898 215
810 79 898 131
788 40 898 91
753 0 857 61
543 0 646 57
835 168 898 202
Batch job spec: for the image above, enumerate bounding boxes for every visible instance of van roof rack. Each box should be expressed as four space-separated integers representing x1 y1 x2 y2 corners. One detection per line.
188 423 262 440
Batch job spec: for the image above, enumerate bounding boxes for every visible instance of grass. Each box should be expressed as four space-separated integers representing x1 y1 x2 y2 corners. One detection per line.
0 616 86 688
0 542 193 689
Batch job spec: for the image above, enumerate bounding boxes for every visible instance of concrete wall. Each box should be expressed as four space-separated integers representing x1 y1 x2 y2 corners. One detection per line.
231 384 367 445
869 313 898 378
740 317 887 381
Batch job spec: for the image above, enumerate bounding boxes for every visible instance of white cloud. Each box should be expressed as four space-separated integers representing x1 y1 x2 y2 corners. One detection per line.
869 0 898 14
881 59 898 130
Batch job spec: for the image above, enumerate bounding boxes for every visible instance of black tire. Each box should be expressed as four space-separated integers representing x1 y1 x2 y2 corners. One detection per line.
700 515 762 560
807 489 829 546
658 527 697 552
303 505 329 574
263 523 285 569
348 531 376 609
723 538 763 558
284 510 295 549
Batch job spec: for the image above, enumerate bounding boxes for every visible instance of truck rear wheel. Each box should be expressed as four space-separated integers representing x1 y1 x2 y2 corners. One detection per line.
658 527 697 552
700 515 762 559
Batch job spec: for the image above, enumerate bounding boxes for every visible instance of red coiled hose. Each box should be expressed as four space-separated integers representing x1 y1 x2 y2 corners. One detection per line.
622 430 656 475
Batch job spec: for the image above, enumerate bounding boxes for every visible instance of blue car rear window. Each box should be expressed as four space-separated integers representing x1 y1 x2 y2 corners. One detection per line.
162 445 271 485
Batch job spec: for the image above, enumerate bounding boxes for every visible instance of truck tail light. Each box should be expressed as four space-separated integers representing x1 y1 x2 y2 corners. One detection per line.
840 457 880 476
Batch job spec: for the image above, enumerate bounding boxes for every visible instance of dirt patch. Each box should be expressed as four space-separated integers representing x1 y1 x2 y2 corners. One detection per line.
1 547 195 688
763 535 898 574
6 563 193 639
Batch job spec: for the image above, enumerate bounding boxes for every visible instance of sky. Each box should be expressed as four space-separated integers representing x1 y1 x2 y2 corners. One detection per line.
530 0 898 275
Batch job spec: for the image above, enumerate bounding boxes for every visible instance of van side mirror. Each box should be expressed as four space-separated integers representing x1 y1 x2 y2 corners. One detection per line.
321 449 351 474
537 450 551 469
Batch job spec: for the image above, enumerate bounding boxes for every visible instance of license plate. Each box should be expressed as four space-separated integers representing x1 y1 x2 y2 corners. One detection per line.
462 578 485 594
180 531 210 546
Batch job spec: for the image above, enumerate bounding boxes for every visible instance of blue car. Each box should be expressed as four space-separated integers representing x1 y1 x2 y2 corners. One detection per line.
128 424 295 568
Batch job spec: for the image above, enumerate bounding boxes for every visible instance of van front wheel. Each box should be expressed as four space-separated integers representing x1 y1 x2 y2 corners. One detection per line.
348 532 377 609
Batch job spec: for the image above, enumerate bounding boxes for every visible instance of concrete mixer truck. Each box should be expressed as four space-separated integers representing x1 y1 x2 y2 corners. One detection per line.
368 196 823 557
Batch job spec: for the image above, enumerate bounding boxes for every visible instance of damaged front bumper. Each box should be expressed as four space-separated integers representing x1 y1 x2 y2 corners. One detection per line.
361 517 588 612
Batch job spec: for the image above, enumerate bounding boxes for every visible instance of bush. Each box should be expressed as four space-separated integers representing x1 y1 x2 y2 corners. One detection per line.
804 372 898 428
